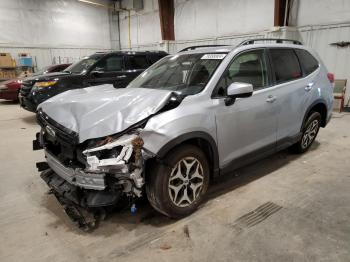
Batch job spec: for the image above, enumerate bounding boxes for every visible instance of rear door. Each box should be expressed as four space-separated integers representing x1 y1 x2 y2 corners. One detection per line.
268 48 311 145
86 55 128 87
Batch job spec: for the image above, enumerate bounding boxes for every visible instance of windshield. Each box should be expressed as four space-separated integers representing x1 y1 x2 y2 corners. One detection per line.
32 66 51 76
63 54 104 74
128 53 226 95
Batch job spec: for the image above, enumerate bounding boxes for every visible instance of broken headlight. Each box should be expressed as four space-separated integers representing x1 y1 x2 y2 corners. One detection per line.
83 133 142 174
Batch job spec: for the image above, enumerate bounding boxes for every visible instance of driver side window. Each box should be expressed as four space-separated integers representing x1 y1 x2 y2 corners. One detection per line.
215 49 268 96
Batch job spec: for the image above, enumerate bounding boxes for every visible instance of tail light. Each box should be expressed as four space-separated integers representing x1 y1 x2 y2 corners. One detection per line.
327 73 335 84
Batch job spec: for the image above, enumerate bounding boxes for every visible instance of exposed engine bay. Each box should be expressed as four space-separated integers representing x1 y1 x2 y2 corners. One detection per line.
34 111 153 231
33 85 184 230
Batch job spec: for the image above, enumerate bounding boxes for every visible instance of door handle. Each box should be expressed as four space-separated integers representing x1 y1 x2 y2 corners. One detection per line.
305 82 314 92
266 95 277 103
116 75 127 79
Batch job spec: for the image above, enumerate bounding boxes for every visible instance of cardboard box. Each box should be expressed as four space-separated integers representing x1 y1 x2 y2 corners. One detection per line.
0 53 15 68
0 69 16 80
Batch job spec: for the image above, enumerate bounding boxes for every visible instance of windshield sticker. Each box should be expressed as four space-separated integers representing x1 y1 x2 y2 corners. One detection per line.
201 54 226 60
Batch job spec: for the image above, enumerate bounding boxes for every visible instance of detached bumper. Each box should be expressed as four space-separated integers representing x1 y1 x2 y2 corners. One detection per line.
41 169 120 208
45 150 106 190
41 169 121 230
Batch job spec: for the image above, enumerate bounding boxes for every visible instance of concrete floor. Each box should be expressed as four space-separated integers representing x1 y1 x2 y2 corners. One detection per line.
1 101 350 262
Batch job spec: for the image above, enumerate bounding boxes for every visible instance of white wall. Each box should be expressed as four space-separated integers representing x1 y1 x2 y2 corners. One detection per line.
0 0 112 69
119 0 274 50
175 0 274 41
297 0 350 26
119 0 161 50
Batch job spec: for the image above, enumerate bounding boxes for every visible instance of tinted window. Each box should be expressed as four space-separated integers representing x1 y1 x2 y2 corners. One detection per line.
295 49 319 75
215 49 268 95
51 66 61 72
149 54 166 64
64 54 104 74
51 65 66 72
127 55 149 69
270 49 301 83
94 56 123 72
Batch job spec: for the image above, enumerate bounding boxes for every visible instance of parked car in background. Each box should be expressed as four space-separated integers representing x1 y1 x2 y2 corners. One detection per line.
0 63 71 102
33 39 333 229
19 51 168 112
0 79 22 101
32 64 71 77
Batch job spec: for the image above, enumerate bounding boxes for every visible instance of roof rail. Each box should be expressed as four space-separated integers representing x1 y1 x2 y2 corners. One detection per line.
179 45 229 52
238 38 302 47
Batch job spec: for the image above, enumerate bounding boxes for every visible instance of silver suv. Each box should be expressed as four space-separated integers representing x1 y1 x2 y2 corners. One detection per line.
34 39 333 229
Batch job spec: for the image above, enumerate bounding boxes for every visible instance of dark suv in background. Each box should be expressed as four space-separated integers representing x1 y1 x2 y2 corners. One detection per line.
19 50 168 112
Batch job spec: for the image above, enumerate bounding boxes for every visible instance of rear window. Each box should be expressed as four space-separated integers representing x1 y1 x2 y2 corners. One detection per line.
127 55 149 69
295 49 319 75
270 49 302 83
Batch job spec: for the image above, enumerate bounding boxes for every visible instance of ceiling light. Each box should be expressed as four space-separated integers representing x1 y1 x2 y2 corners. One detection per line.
78 0 107 8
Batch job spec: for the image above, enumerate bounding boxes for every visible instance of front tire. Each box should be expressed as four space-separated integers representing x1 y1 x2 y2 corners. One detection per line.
146 145 210 218
291 111 321 153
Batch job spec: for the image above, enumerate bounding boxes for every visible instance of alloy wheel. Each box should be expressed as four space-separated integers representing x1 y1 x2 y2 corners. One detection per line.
301 119 319 149
168 157 204 207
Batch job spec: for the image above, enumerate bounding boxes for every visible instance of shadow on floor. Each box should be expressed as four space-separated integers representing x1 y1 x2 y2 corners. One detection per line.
41 141 320 236
21 114 37 125
0 100 18 105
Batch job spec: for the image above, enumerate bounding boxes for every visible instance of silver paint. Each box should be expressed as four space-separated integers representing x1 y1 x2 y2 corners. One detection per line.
39 43 333 170
38 85 173 143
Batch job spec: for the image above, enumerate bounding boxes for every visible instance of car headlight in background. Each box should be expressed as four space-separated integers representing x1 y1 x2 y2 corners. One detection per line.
33 81 57 88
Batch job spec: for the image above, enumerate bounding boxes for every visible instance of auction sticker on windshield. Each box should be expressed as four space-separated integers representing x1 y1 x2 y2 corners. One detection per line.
201 54 227 60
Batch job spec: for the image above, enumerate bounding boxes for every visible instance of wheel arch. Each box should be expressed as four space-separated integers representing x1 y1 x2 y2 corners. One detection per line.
155 132 220 178
302 99 328 129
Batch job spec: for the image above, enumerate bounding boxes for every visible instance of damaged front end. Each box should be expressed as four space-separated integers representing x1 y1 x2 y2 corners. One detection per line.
34 111 152 231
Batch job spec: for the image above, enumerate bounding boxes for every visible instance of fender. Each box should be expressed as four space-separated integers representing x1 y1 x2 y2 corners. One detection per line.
156 131 220 177
301 98 328 130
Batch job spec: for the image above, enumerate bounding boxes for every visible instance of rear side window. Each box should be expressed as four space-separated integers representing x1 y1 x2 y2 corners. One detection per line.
94 56 123 72
270 49 302 83
295 49 319 75
127 55 149 69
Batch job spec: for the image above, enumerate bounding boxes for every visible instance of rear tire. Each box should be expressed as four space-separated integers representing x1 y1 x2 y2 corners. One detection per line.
146 145 209 218
290 111 321 153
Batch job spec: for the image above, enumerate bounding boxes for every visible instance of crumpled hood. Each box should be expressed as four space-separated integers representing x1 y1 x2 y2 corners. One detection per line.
38 85 173 142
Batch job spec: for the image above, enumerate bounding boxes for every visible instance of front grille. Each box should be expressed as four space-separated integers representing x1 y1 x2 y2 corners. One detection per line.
37 109 83 167
20 81 35 96
37 109 79 144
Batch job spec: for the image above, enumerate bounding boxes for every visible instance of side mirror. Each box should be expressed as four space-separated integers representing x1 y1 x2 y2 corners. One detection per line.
225 82 253 106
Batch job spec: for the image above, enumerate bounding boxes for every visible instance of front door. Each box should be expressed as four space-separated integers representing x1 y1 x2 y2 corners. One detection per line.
214 49 278 168
86 55 130 88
